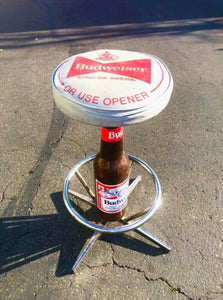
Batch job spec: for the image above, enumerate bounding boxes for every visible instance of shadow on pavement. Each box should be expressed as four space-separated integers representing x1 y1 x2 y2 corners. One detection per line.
0 191 167 277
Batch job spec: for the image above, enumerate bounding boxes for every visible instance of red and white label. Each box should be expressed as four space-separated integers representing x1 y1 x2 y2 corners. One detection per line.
66 56 151 84
96 178 129 213
101 127 123 142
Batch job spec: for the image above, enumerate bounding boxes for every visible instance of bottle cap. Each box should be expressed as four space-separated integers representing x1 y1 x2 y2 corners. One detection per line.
52 49 173 126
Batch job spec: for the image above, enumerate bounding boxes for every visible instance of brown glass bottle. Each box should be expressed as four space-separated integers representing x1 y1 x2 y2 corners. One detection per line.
94 127 131 222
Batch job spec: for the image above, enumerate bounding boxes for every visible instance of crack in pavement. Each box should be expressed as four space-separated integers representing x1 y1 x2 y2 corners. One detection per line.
1 185 9 202
110 245 194 299
151 278 194 300
63 137 87 158
82 261 111 270
2 106 68 217
112 261 194 299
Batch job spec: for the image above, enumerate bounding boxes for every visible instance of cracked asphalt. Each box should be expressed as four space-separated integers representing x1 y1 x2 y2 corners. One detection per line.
0 1 223 299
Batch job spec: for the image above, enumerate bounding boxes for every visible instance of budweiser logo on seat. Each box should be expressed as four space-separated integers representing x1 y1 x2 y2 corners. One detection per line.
66 56 151 84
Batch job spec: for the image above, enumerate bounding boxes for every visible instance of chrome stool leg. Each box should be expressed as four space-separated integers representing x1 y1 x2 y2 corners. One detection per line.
72 230 102 272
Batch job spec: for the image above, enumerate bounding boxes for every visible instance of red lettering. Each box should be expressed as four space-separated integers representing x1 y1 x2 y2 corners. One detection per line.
64 85 77 95
102 93 148 107
78 92 85 99
92 96 99 104
112 98 119 105
141 91 149 99
77 92 99 104
120 97 127 105
69 88 77 95
103 98 111 105
85 94 92 102
134 94 143 101
127 96 135 103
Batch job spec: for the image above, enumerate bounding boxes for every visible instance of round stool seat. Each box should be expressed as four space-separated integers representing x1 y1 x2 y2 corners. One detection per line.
52 49 173 126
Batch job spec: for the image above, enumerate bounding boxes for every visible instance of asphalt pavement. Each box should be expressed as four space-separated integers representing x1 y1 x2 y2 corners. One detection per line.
0 1 223 299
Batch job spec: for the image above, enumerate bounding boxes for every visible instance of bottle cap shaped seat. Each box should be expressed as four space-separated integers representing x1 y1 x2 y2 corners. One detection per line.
52 49 173 127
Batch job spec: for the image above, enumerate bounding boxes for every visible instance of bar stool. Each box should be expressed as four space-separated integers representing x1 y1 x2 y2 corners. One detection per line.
52 49 173 272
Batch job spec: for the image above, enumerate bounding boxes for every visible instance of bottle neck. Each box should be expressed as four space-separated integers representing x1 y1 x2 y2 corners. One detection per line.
99 127 124 160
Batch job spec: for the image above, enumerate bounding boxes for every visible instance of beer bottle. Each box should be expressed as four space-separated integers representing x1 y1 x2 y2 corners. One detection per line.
94 127 131 222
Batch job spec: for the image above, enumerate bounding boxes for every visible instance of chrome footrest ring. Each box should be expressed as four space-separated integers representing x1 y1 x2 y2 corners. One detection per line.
63 154 162 234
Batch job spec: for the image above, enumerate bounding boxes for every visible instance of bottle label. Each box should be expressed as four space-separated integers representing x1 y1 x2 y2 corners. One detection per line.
96 178 129 214
101 127 123 143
